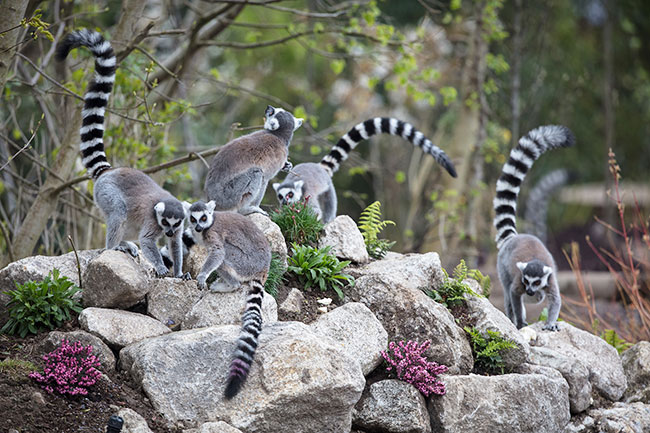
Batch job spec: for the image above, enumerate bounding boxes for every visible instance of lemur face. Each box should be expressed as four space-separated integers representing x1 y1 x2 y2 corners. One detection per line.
264 105 303 132
273 180 304 205
516 260 552 296
154 200 186 237
188 200 216 233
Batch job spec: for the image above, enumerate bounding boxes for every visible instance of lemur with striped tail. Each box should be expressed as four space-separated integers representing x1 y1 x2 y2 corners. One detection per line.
185 200 271 399
494 125 575 331
524 169 570 244
57 29 189 278
273 117 457 223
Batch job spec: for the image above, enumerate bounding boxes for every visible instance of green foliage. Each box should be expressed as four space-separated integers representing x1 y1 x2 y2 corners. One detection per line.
264 253 286 298
464 326 517 375
20 9 54 41
271 199 324 245
601 329 633 355
428 260 483 308
358 201 395 259
287 244 354 300
1 269 82 338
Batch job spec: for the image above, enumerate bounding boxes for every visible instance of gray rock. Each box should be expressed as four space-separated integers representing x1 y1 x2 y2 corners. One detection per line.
41 330 116 371
119 322 365 432
185 421 243 433
353 379 431 433
318 215 369 264
529 346 592 413
428 373 570 433
184 244 208 278
310 302 388 375
79 307 170 349
347 252 473 374
247 213 288 267
117 408 155 433
621 341 650 404
529 322 627 401
464 282 530 369
31 391 46 406
147 278 202 328
181 290 277 330
567 402 650 433
278 288 304 315
82 250 152 309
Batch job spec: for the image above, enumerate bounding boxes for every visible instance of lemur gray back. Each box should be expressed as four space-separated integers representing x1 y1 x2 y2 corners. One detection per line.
493 125 575 250
524 169 570 244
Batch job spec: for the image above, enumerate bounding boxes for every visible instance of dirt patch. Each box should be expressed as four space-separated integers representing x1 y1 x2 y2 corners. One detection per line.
275 274 347 323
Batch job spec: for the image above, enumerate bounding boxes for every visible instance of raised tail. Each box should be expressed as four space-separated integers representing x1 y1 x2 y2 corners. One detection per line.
493 125 575 249
524 169 571 243
319 117 457 178
224 279 264 399
57 29 116 179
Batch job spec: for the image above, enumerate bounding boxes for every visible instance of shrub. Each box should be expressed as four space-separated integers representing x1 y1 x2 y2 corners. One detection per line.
264 253 286 298
29 339 102 396
381 340 448 396
357 201 395 259
287 244 354 300
271 198 324 245
428 260 483 308
464 326 517 375
1 269 82 337
601 328 632 354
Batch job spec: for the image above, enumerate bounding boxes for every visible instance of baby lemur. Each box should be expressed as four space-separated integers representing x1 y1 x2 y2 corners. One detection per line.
186 200 271 399
204 106 303 216
493 125 575 331
273 117 457 222
57 29 188 278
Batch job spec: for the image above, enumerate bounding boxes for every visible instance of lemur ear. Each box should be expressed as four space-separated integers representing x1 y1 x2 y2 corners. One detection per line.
516 261 527 272
265 105 275 117
543 266 553 276
294 180 305 189
182 201 191 215
206 200 216 213
272 182 281 192
293 117 304 131
154 202 165 214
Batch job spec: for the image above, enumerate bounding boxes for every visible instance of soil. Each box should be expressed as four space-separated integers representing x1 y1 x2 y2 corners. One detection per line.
275 273 346 323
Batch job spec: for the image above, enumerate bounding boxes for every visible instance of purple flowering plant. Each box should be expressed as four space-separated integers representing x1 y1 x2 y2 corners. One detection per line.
381 340 448 397
29 339 102 396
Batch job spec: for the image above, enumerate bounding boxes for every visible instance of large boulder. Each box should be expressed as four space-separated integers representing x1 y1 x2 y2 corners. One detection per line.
41 330 116 372
185 421 243 433
566 402 650 433
310 302 387 375
79 307 170 349
353 379 431 433
181 290 277 330
82 250 152 309
528 322 627 401
347 252 473 374
119 322 365 432
621 341 650 404
247 213 288 267
318 215 369 264
428 372 570 433
147 279 203 328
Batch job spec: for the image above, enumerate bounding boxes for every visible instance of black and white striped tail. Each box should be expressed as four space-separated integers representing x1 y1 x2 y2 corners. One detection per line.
319 117 457 178
161 229 196 268
56 29 116 179
494 125 575 249
224 280 264 399
524 169 570 243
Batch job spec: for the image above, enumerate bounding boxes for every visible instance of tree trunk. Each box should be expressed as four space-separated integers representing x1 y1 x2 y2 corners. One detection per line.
0 0 29 93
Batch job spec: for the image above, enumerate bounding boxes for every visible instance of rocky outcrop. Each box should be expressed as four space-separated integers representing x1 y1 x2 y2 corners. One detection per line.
566 402 650 433
79 307 171 349
41 330 116 371
278 288 304 315
318 215 369 264
181 290 277 330
621 341 650 404
185 421 244 433
247 213 288 267
147 278 203 328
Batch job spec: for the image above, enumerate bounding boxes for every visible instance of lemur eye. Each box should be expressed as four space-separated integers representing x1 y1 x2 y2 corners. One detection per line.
161 220 169 226
278 194 283 200
200 215 207 222
174 221 181 227
287 192 294 198
190 217 196 223
533 280 540 286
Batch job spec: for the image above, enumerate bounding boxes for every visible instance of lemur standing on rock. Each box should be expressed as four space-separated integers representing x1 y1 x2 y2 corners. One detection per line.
185 200 271 399
204 106 303 216
273 117 457 223
493 125 575 331
57 29 188 278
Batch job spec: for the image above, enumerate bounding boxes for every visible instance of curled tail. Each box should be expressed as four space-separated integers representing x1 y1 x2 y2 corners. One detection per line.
319 117 457 178
224 279 264 399
494 125 575 249
57 29 116 179
524 169 571 243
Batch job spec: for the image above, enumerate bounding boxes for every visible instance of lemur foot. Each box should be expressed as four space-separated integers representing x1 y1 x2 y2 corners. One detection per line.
240 206 268 217
542 322 560 332
516 321 529 329
178 272 192 281
114 241 139 258
155 266 170 278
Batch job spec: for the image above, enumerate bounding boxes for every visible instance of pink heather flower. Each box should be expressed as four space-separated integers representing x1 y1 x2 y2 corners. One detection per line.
381 340 448 397
29 339 102 396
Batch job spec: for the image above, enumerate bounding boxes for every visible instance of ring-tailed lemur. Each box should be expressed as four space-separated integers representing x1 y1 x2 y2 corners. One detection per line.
494 125 575 331
273 117 457 223
186 200 271 398
524 169 570 244
204 106 303 216
57 29 189 278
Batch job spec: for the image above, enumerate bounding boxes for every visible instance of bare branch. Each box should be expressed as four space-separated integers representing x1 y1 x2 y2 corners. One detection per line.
0 114 44 173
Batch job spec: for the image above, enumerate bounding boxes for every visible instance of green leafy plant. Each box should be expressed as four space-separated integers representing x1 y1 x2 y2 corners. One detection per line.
264 253 286 298
287 244 354 300
601 329 633 354
358 201 395 259
428 260 482 308
271 198 324 245
1 269 82 338
464 326 517 375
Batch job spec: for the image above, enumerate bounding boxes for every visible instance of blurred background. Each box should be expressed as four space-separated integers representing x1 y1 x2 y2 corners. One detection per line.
1 0 648 340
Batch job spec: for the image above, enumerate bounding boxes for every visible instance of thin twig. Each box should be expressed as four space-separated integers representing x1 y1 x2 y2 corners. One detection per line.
67 235 82 289
0 115 44 173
